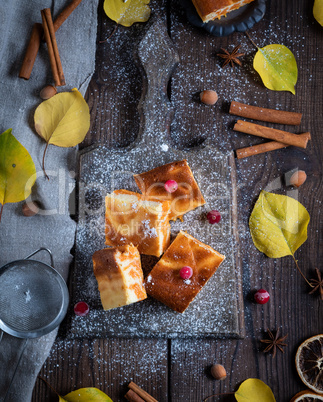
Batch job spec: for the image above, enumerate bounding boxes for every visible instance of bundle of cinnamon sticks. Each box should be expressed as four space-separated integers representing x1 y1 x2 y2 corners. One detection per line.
19 0 83 85
125 382 158 402
229 101 311 159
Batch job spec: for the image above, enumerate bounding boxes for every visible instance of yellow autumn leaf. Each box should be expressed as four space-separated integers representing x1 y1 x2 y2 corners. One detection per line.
249 190 310 259
34 88 90 147
103 0 151 27
314 0 323 26
0 129 36 222
235 378 276 402
253 44 298 94
59 387 113 402
34 88 90 179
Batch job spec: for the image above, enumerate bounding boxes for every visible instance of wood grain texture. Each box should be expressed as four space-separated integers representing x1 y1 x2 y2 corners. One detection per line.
33 0 323 401
33 338 168 401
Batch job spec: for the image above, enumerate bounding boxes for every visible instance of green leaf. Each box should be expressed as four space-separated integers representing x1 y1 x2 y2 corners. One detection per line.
314 0 323 26
0 129 36 221
235 379 276 402
249 190 310 258
253 44 298 94
103 0 151 27
62 387 113 401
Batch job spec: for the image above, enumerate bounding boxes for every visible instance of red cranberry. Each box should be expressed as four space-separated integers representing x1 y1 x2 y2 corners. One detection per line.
254 289 270 304
207 210 221 224
164 180 178 193
180 266 193 280
74 301 89 316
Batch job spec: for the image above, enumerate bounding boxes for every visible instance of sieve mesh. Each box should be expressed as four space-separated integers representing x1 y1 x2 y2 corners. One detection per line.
0 261 64 333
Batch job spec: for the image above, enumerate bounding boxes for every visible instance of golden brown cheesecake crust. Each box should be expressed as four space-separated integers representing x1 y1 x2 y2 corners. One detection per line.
192 0 255 22
105 189 171 257
93 245 147 310
134 160 205 221
144 231 225 313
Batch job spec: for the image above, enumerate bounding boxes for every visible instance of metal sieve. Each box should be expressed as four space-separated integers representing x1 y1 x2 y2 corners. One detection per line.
0 248 69 339
0 248 69 401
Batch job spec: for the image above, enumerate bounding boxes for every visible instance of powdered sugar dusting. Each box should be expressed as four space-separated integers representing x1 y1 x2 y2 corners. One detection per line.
142 219 158 238
46 337 167 396
66 20 244 339
68 140 243 338
25 290 31 303
161 143 169 151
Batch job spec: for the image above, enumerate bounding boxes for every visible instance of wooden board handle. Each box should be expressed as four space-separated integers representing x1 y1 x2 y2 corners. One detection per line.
135 19 179 147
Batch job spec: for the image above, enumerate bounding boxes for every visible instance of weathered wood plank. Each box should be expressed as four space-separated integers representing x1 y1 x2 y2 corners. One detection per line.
168 0 323 400
32 338 168 401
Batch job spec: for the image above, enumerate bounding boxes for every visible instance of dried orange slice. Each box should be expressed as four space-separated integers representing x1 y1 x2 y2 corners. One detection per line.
295 335 323 394
290 390 323 401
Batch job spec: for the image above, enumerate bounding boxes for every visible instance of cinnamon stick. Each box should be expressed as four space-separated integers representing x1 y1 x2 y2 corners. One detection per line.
128 382 158 402
41 8 65 86
236 132 311 159
125 389 146 402
19 23 43 80
230 101 302 125
19 0 82 80
53 0 83 31
233 120 310 149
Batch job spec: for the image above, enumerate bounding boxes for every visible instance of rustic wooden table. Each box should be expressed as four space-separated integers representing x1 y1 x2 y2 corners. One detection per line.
32 0 323 401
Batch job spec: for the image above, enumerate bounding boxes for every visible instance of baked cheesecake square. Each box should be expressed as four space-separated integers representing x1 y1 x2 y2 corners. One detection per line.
133 159 205 221
105 189 171 257
144 231 225 313
93 245 147 310
192 0 255 22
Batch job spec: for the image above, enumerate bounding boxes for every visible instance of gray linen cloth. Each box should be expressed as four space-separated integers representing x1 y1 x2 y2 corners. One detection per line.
0 0 98 400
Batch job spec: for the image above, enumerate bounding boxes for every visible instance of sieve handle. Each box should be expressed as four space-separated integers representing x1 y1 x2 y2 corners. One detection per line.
24 247 54 268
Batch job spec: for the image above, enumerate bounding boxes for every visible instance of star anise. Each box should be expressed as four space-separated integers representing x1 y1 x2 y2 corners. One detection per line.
309 268 323 300
217 44 245 68
260 328 288 358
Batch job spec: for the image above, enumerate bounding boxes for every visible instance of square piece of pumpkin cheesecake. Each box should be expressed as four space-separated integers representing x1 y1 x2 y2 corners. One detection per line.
93 245 147 310
144 231 225 313
105 189 171 257
192 0 255 23
134 159 205 221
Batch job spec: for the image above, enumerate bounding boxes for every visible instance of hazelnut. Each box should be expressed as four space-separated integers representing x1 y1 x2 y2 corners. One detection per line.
40 85 57 100
200 90 218 105
290 170 307 188
210 364 227 380
22 201 40 217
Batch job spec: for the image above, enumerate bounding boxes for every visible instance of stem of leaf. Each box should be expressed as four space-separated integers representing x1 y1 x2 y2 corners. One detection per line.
42 142 49 180
37 376 60 397
293 255 313 288
245 31 258 50
204 392 235 401
99 24 119 43
0 203 3 223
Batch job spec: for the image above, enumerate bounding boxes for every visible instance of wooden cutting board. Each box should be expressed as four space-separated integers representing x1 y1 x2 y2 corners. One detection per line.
65 20 245 338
